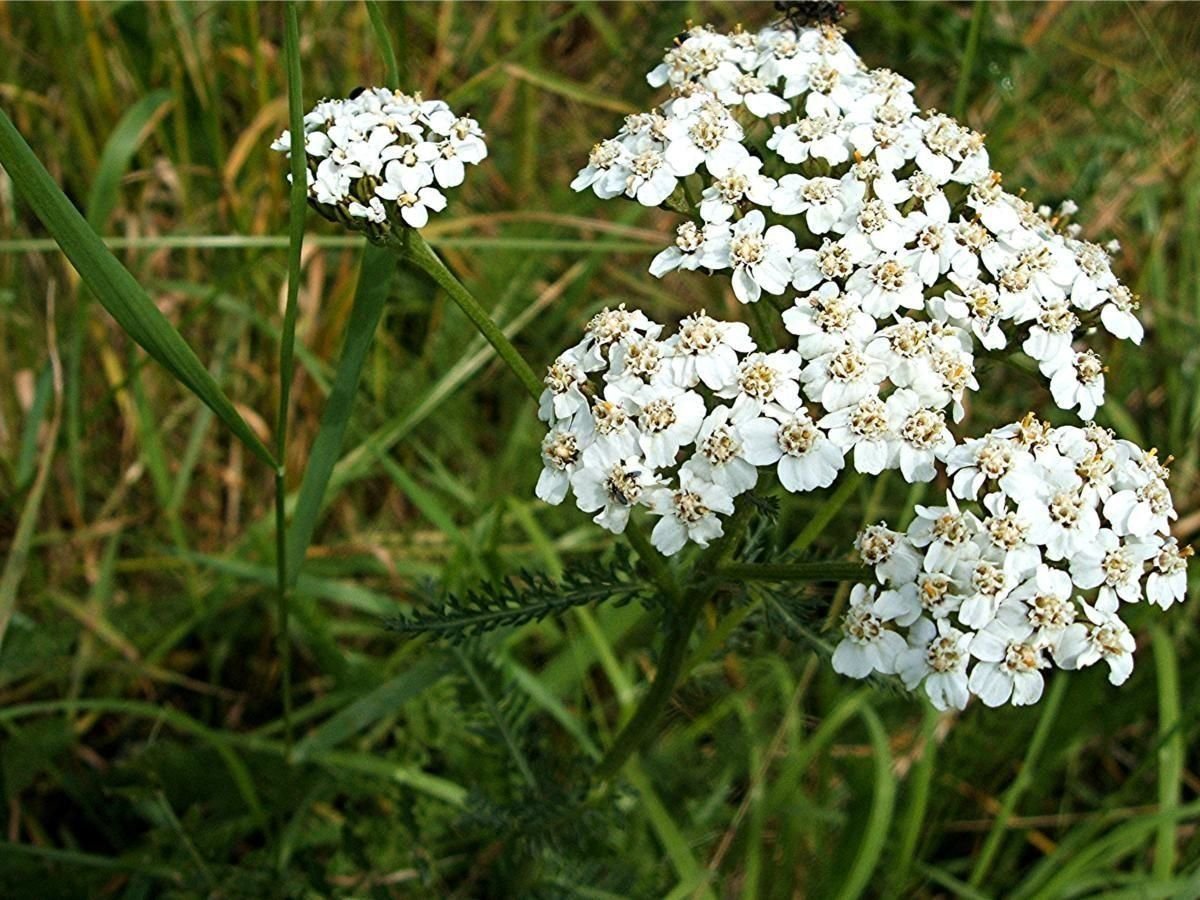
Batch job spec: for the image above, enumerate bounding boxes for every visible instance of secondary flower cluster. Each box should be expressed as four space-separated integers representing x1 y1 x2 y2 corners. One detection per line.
836 415 1191 710
536 305 849 556
271 87 486 237
572 21 1145 422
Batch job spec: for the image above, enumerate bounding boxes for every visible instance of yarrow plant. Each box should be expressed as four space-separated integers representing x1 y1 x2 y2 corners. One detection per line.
543 14 1192 715
270 86 487 237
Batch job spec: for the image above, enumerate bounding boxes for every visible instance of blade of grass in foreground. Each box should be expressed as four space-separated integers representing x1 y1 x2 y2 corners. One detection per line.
274 0 310 748
284 243 395 586
0 106 276 468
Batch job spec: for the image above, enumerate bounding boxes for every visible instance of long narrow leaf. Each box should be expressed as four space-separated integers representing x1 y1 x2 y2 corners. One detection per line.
86 89 173 228
284 243 395 586
0 107 276 467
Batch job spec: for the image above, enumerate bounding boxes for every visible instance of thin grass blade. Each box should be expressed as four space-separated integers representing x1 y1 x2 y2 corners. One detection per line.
0 107 276 467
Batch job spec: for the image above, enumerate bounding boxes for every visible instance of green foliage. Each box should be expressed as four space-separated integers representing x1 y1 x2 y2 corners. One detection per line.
0 2 1198 898
388 547 651 641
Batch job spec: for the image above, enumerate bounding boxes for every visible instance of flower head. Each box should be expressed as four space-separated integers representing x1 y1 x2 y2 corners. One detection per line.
272 88 485 237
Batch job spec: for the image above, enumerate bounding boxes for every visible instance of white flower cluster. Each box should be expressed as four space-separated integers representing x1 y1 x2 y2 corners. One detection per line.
271 87 486 236
548 19 1190 709
572 22 1146 422
536 305 849 556
836 415 1191 710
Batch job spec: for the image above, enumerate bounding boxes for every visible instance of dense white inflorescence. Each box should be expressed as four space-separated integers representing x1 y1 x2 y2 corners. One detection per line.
547 19 1191 709
572 21 1144 422
535 305 850 557
842 416 1190 709
271 87 486 237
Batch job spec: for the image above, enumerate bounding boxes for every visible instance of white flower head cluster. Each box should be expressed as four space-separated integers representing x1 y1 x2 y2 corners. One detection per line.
572 21 1147 423
270 87 486 237
535 305 849 556
837 415 1191 710
550 18 1191 709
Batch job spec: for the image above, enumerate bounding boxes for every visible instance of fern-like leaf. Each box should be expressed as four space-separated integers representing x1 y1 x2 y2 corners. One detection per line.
386 547 651 642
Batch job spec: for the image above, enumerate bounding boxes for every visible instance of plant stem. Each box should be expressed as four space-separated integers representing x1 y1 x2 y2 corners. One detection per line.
398 231 543 401
596 503 754 779
274 471 293 747
714 561 871 583
274 0 307 749
624 519 682 605
594 580 707 780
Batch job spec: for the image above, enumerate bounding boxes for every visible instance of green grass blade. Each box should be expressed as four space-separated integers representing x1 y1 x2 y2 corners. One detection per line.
835 706 897 900
278 1 307 454
364 0 401 86
1153 626 1182 879
969 673 1068 887
291 653 453 761
0 107 276 468
284 243 395 586
85 89 172 229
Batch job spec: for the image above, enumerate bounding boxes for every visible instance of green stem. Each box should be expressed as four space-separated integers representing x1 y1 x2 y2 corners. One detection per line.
398 231 543 401
274 472 293 746
1153 625 1182 879
274 0 307 750
624 519 682 605
952 0 986 121
714 561 871 583
595 503 754 780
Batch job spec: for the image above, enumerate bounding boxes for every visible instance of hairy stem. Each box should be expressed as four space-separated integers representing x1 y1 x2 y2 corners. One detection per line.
714 561 871 583
596 503 755 779
398 231 543 401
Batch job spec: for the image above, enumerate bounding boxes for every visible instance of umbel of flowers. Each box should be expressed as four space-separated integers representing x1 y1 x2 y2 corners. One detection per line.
271 87 486 239
536 18 1192 711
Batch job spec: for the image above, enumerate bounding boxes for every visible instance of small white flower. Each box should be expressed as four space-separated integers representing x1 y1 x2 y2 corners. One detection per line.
649 469 736 555
766 115 850 167
715 211 796 304
722 349 804 415
856 523 922 587
650 221 731 277
539 352 590 424
1049 350 1106 420
699 156 776 223
783 284 876 359
663 102 749 178
832 584 907 678
572 139 626 196
634 384 706 468
666 311 756 391
683 403 759 497
1069 528 1157 610
1015 454 1100 561
886 391 954 484
374 163 447 228
709 67 791 117
770 174 862 235
571 445 660 534
846 254 923 317
605 147 679 207
1007 564 1078 660
1098 285 1144 344
968 613 1047 707
1056 603 1136 686
907 494 980 574
536 428 583 505
896 617 973 711
820 396 898 475
740 409 845 493
1146 538 1192 609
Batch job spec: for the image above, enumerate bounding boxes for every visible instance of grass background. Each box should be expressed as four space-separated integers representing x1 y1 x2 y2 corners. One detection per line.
1 1 1199 896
